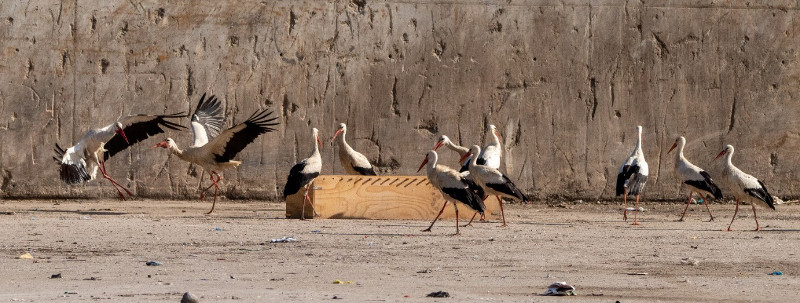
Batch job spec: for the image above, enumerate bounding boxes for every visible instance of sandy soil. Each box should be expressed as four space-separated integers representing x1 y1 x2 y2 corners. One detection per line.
1 199 799 302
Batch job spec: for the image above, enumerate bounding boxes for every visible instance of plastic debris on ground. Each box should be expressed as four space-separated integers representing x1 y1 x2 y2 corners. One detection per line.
50 273 62 279
17 253 33 259
214 227 223 231
270 236 297 243
332 280 353 284
145 261 163 266
681 257 700 266
769 271 783 276
625 207 645 212
543 282 576 296
426 291 450 298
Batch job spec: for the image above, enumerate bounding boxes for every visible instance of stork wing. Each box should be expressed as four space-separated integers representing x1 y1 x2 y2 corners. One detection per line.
191 93 225 147
103 112 188 160
202 107 279 162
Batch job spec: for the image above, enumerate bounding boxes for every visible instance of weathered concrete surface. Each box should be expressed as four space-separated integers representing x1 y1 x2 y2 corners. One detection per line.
1 0 799 200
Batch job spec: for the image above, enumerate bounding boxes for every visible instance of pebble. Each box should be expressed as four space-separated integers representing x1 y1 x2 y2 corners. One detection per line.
181 292 200 303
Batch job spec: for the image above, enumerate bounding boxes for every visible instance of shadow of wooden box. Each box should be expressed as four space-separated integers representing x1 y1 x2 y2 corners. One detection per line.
285 175 500 220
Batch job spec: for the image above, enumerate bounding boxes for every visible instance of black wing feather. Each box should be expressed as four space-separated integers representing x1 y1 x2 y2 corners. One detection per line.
744 180 776 210
486 174 528 202
615 165 638 196
213 108 279 162
283 161 319 198
353 165 378 176
684 171 723 200
192 93 225 140
104 112 188 160
461 174 485 198
441 187 486 213
54 143 91 184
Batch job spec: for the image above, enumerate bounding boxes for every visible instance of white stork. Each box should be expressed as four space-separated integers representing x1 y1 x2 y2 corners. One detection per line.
433 135 470 172
668 136 723 221
283 127 323 220
331 123 377 175
154 93 279 214
417 150 486 235
616 125 649 225
54 113 187 200
714 145 776 231
461 145 528 227
476 124 502 169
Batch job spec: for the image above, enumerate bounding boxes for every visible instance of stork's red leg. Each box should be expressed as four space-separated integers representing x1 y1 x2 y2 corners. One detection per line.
622 190 628 221
206 178 219 214
679 191 693 221
631 194 641 225
422 201 447 232
452 204 460 236
300 183 318 220
497 196 507 227
479 195 488 222
703 194 714 221
308 181 319 217
98 158 132 200
200 172 222 200
726 198 740 231
751 203 761 231
464 212 479 227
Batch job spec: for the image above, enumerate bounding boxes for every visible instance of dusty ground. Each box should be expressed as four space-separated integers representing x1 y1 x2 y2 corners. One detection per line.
1 199 798 302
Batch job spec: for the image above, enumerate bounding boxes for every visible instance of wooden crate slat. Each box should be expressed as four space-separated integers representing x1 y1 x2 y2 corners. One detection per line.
285 175 500 220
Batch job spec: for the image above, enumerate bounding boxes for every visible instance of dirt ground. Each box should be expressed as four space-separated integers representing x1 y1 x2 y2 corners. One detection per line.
1 199 798 302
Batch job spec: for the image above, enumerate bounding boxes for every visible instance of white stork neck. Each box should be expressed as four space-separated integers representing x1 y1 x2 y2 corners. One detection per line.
426 153 439 175
96 123 119 142
490 129 500 146
725 149 734 168
675 141 686 161
445 140 469 157
167 142 185 158
310 135 320 158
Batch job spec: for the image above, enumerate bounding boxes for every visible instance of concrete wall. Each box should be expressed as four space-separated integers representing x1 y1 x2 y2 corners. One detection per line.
1 0 799 200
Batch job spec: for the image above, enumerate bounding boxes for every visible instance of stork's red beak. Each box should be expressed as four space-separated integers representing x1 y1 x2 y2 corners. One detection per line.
330 129 343 143
714 150 726 161
116 128 130 144
494 129 502 142
668 142 677 154
459 152 472 165
433 140 444 151
417 157 429 172
317 136 324 152
154 141 169 148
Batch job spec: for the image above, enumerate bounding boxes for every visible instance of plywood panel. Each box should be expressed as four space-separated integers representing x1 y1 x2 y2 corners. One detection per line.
285 175 500 220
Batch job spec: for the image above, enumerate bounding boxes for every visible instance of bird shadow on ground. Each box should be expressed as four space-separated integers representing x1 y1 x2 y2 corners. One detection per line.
31 209 127 216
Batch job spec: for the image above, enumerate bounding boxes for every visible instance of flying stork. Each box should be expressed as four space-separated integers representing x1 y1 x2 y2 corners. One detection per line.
616 125 649 225
283 127 323 220
417 150 486 235
154 93 279 214
461 145 528 227
331 123 377 175
714 144 775 231
54 112 187 199
668 136 723 221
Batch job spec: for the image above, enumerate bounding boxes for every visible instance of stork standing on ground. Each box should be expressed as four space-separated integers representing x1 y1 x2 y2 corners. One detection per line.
616 125 649 225
417 150 486 235
476 124 502 169
331 123 377 175
714 145 775 231
461 145 528 227
283 128 323 220
54 113 187 199
433 135 470 172
668 136 723 221
154 93 279 214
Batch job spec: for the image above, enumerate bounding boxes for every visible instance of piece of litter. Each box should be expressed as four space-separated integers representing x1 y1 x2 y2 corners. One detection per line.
311 230 321 233
17 253 33 259
625 207 645 212
543 282 576 296
270 236 297 243
181 292 200 303
426 291 450 298
64 292 77 295
681 257 700 266
769 271 783 276
145 261 163 266
626 272 648 275
50 273 62 279
214 227 223 231
332 280 353 284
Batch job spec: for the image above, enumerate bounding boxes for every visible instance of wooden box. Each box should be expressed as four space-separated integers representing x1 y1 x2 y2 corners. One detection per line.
285 175 500 220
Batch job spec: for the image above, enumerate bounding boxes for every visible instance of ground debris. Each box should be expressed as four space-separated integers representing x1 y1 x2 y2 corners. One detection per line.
427 291 450 298
543 282 575 296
